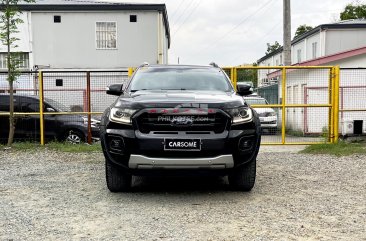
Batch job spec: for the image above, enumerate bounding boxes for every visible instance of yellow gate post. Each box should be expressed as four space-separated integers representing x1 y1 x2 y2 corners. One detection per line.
230 67 234 87
38 71 45 145
128 67 135 77
333 66 340 143
281 67 287 144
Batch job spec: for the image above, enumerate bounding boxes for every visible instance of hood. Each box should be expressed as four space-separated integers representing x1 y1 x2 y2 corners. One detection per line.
114 90 246 109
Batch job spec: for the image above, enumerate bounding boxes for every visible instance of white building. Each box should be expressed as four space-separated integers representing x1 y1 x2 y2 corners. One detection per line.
257 19 366 134
0 0 171 112
0 0 171 71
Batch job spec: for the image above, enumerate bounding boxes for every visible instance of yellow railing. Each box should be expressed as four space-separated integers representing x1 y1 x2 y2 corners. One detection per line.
223 66 340 145
1 66 340 146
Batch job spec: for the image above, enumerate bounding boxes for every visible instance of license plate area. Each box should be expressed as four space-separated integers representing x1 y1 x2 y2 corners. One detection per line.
164 138 201 151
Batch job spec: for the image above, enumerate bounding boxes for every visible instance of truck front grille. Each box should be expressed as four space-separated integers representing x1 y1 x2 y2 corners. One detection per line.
134 110 229 134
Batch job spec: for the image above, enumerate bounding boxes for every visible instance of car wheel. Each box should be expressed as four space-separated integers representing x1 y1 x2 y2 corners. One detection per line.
229 158 256 192
105 158 132 192
64 130 84 144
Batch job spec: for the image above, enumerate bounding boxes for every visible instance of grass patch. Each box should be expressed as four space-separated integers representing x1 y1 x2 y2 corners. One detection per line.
301 141 366 156
1 141 102 153
286 129 304 137
46 142 102 152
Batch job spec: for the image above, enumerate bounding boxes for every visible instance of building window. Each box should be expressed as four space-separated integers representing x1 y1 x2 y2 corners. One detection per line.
276 59 279 66
297 49 302 63
54 15 61 23
56 79 63 87
280 54 282 65
0 53 29 69
312 42 317 59
130 15 137 22
96 22 117 49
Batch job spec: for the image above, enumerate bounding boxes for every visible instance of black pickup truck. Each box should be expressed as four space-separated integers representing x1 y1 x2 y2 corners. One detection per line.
100 64 261 192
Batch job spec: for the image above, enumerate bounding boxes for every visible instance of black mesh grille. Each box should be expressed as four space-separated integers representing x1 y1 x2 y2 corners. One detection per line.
134 111 229 134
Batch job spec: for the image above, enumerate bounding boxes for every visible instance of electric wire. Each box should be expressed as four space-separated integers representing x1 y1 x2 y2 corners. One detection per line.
173 0 203 36
184 0 275 62
170 0 185 18
172 0 196 27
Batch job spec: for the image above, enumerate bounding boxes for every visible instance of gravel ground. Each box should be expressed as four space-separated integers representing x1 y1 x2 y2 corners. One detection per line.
0 147 365 240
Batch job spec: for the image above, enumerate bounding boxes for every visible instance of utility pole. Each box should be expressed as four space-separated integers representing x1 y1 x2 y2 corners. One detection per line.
283 0 291 66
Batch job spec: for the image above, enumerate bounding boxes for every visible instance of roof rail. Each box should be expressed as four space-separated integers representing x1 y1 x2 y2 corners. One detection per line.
209 62 219 68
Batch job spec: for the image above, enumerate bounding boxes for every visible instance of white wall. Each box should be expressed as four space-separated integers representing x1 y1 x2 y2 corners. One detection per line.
0 13 31 53
31 11 167 69
325 29 366 56
305 33 320 60
292 40 305 64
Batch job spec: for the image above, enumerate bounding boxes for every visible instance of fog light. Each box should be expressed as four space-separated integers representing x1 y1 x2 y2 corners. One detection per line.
108 135 125 153
238 137 253 151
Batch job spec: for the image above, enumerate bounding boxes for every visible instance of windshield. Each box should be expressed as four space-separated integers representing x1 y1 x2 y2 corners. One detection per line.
45 98 70 112
130 67 233 92
244 98 268 105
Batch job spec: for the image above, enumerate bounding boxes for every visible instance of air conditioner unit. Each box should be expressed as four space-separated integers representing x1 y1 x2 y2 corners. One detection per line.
341 119 364 136
341 119 354 136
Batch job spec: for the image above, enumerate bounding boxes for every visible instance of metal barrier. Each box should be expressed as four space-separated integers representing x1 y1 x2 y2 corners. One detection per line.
338 68 366 136
223 66 340 145
0 66 352 146
0 70 129 145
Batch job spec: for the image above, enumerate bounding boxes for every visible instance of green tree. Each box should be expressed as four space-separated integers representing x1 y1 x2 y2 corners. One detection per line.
294 24 313 39
340 3 366 20
0 0 34 146
237 63 258 88
265 41 281 55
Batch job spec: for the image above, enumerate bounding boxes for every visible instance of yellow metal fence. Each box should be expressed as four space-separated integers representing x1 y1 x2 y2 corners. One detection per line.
223 66 340 145
0 70 129 145
1 67 341 145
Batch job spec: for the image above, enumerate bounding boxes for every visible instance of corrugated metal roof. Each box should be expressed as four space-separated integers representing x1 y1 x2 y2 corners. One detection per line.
334 18 366 24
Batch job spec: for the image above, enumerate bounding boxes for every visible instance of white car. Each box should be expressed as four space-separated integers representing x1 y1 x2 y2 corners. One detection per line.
244 97 277 133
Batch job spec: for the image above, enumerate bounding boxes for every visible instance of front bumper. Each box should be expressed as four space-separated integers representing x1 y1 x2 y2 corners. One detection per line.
259 116 277 128
101 129 260 174
128 154 234 169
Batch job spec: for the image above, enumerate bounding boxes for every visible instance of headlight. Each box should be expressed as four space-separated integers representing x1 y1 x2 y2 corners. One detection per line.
82 117 101 127
266 112 276 117
225 107 253 124
109 107 137 124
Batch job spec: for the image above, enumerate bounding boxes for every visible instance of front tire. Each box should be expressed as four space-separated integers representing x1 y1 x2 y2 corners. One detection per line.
229 159 256 191
105 158 132 192
64 129 85 144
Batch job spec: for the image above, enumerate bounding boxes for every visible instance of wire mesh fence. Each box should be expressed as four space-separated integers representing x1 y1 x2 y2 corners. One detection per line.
0 72 40 142
2 67 365 145
0 70 129 144
223 66 338 144
339 68 366 136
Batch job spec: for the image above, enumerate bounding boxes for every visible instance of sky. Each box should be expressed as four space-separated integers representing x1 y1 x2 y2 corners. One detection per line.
109 0 365 66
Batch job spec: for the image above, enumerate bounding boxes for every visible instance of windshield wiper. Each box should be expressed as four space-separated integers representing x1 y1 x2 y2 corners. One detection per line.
160 88 187 90
130 89 151 92
131 88 188 92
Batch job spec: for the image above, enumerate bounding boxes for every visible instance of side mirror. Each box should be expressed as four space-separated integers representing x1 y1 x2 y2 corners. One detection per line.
46 107 56 112
106 84 123 96
236 83 253 96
